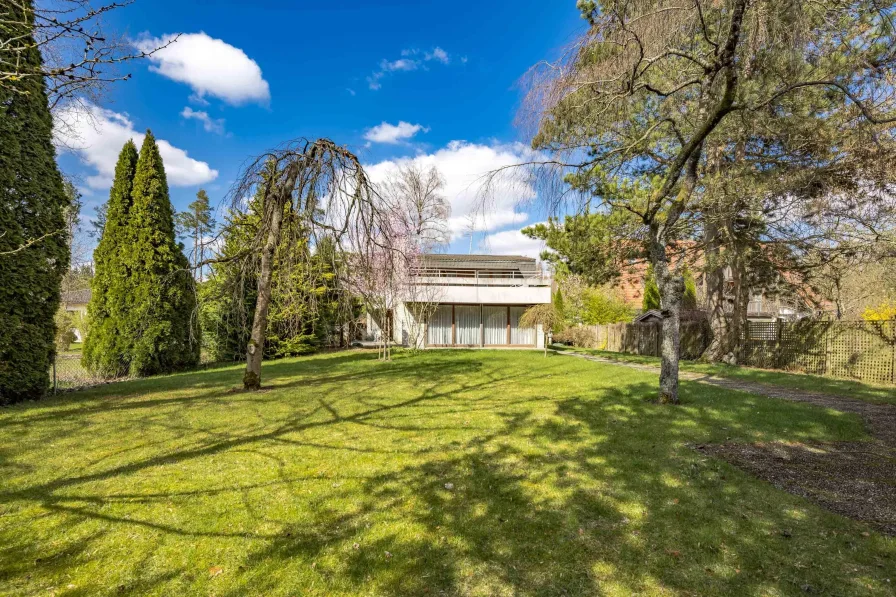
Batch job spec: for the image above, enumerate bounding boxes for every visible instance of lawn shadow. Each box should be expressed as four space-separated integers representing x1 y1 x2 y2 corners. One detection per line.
1 351 892 596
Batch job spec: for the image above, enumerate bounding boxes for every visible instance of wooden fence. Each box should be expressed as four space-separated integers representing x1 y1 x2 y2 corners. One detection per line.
557 319 896 384
556 320 711 360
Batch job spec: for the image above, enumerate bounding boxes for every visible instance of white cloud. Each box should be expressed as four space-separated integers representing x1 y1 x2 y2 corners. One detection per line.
181 106 226 135
135 32 270 105
426 47 450 64
365 141 538 240
479 227 546 259
55 103 218 190
381 58 418 72
367 46 453 90
367 74 384 91
363 121 429 144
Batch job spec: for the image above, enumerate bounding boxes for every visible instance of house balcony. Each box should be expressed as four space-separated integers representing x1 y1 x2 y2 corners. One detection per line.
408 273 552 305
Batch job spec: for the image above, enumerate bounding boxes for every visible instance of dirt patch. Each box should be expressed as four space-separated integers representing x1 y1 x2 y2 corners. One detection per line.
697 441 896 535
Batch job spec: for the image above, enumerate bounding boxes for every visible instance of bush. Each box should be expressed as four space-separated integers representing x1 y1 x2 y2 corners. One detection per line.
54 309 77 351
583 287 633 324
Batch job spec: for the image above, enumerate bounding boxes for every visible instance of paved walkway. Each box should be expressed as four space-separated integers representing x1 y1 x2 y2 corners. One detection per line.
558 351 896 446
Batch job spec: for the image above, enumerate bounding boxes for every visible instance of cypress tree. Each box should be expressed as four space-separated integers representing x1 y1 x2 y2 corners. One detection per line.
0 2 71 403
83 141 139 376
642 267 661 312
682 266 698 311
127 131 199 375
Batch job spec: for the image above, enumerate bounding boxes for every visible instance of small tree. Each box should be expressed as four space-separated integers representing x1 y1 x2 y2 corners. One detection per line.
175 189 217 280
54 308 77 351
642 268 661 312
682 267 698 311
520 303 561 357
553 288 566 325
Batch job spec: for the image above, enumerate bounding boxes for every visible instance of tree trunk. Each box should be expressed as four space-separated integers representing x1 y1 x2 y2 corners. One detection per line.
193 225 199 281
651 241 685 404
703 219 734 361
243 167 298 390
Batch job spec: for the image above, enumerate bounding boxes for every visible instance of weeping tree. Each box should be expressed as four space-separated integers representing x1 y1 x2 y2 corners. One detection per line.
228 139 384 390
520 303 562 357
513 0 896 403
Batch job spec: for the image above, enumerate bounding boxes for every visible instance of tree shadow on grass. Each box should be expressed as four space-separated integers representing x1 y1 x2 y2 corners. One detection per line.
1 352 892 596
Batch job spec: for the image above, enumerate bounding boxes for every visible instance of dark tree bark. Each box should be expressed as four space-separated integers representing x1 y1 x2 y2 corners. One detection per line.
243 164 299 390
704 220 735 361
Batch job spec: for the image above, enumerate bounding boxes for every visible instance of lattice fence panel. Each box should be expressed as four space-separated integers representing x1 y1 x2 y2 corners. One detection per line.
741 320 895 384
827 322 895 384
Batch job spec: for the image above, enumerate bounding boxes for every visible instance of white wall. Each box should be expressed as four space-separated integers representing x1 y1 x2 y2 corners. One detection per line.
428 285 551 305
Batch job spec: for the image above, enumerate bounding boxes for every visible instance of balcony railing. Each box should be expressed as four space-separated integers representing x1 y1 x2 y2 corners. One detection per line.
411 270 552 288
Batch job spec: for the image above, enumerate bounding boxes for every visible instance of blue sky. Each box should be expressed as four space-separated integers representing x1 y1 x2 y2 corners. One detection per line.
56 1 586 258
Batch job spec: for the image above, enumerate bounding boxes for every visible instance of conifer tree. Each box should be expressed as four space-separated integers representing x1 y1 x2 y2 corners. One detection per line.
175 189 217 280
83 141 139 376
642 268 661 312
127 131 199 375
682 267 698 311
0 1 70 403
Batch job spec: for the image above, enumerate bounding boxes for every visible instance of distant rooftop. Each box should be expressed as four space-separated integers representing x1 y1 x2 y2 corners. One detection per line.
61 289 91 304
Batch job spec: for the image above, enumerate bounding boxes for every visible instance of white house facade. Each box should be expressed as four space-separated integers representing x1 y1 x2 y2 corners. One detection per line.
366 254 553 349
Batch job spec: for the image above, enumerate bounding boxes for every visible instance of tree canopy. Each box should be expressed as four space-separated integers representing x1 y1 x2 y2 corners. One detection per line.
523 0 896 402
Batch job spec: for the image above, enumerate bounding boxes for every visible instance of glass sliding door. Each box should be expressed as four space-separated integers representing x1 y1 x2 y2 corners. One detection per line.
483 306 508 345
455 305 481 345
427 305 452 346
510 306 535 345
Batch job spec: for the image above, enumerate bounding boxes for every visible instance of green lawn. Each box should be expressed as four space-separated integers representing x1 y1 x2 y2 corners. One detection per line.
1 350 893 596
556 346 896 405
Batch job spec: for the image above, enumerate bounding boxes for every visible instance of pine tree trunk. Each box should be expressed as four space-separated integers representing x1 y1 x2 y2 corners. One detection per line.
193 225 199 281
243 166 298 390
703 219 733 361
651 242 685 404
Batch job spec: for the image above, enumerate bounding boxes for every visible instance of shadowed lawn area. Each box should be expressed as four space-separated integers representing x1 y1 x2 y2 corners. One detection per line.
1 350 893 596
556 347 896 406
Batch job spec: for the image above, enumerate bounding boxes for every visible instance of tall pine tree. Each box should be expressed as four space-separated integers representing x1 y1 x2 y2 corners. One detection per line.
83 141 139 376
175 189 216 280
127 131 199 375
0 1 70 403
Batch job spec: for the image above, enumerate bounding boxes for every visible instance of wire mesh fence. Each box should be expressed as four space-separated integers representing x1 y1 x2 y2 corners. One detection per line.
51 350 118 392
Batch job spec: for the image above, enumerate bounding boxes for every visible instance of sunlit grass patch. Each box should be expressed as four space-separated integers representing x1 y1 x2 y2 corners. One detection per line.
0 349 892 596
